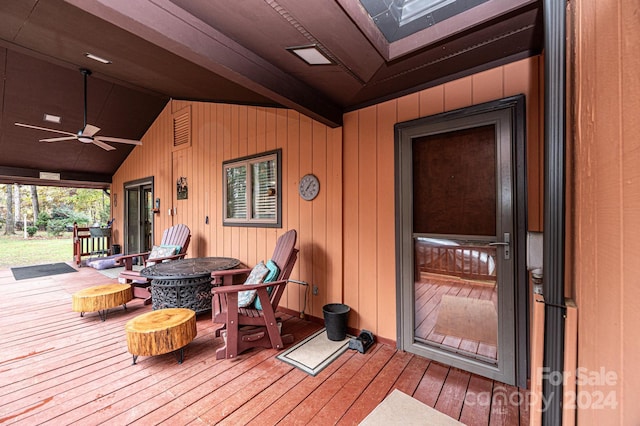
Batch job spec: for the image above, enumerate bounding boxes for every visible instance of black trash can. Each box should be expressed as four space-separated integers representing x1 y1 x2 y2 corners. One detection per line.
323 303 350 341
111 244 121 255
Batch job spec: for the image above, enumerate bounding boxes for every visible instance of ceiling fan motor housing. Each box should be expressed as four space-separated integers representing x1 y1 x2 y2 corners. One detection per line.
77 130 93 143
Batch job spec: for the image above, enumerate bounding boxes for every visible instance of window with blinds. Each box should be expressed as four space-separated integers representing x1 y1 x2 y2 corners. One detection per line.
223 149 281 227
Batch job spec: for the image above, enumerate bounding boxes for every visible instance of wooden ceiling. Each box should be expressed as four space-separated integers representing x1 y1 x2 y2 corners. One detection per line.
0 0 542 188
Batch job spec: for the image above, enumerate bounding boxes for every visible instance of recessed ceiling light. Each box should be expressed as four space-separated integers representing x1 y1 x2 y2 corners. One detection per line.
287 45 333 65
84 52 112 64
43 114 62 124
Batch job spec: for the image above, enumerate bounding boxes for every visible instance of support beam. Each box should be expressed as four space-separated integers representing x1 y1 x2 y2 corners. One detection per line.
0 166 111 189
64 0 343 127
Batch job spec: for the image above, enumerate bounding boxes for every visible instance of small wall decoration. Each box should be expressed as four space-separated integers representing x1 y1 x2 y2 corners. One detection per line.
177 176 188 200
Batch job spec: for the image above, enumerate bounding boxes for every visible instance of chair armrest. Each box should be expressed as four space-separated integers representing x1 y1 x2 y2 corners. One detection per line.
211 268 252 277
212 280 286 294
211 267 251 285
114 252 150 270
143 253 186 265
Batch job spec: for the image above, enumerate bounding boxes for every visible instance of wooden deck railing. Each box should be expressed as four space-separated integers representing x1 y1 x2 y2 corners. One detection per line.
415 239 496 281
73 223 112 265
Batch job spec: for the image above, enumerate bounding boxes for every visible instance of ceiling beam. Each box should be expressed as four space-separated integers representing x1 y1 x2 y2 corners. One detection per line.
0 166 111 189
64 0 343 127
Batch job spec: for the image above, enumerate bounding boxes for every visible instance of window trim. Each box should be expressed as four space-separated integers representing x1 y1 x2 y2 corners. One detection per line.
222 149 282 228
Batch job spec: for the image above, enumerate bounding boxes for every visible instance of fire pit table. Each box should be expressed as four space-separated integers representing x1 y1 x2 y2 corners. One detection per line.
140 257 240 314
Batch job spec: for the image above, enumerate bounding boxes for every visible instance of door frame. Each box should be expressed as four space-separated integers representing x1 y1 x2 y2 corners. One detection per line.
394 95 528 387
123 176 155 255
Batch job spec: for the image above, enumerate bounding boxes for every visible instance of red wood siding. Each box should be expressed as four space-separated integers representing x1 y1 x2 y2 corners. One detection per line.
112 56 542 344
112 103 343 322
570 0 640 423
342 56 543 337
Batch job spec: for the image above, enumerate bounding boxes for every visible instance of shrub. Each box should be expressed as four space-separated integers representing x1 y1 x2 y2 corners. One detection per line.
46 218 67 236
15 221 35 231
36 212 51 230
27 226 38 237
50 206 90 228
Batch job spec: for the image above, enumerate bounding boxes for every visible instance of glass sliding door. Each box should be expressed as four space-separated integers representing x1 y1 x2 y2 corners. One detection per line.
124 178 154 255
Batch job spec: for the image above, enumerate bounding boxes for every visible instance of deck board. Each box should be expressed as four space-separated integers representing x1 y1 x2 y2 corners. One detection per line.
0 263 529 425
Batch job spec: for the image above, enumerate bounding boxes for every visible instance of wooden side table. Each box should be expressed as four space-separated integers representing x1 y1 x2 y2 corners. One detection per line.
125 308 197 364
72 283 132 321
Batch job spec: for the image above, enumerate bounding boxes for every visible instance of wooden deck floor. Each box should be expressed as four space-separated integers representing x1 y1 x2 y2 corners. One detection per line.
415 272 498 362
0 264 529 425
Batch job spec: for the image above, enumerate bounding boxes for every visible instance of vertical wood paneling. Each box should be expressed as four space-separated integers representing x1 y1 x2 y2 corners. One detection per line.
343 111 360 328
113 57 542 348
397 92 420 122
572 0 640 424
473 67 504 104
376 100 397 339
286 110 302 311
357 106 378 332
312 121 328 317
444 76 473 111
419 85 445 117
216 104 226 256
620 0 640 422
341 57 542 343
113 102 342 321
246 107 257 269
504 57 543 232
326 126 343 305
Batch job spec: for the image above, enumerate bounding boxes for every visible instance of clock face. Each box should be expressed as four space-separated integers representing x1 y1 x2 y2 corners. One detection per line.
299 174 320 201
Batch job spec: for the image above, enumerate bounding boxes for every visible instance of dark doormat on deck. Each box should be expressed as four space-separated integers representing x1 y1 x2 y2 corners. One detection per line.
11 262 77 281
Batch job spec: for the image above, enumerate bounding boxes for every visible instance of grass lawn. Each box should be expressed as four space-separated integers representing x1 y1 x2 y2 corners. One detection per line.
0 233 74 269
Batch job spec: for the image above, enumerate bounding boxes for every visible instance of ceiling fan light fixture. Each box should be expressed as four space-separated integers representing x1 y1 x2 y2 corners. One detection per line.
84 52 112 64
16 68 140 151
43 114 61 124
286 45 333 65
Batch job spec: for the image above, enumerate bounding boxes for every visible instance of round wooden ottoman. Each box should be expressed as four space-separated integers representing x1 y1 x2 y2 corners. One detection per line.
72 283 132 321
125 308 197 365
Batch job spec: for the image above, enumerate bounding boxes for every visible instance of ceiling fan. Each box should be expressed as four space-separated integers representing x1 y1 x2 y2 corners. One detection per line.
15 68 142 151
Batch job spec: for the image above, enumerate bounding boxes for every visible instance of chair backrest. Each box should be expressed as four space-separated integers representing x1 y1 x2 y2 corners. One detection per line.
268 230 298 310
160 224 191 255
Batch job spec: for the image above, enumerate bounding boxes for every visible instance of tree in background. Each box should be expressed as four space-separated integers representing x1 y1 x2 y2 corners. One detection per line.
13 184 20 227
0 185 110 235
5 184 15 235
31 186 40 223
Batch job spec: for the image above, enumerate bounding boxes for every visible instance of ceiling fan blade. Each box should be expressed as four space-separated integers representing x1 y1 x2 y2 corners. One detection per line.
92 139 116 151
82 124 101 137
15 122 76 137
95 136 142 146
40 136 77 142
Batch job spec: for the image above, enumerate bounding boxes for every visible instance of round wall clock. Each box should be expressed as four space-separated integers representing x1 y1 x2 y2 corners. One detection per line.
299 174 320 201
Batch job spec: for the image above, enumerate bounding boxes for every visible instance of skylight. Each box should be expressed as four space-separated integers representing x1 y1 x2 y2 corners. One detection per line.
360 0 490 42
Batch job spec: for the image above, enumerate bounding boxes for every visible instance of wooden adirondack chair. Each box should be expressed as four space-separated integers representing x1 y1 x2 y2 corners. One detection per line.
116 224 191 304
211 229 298 359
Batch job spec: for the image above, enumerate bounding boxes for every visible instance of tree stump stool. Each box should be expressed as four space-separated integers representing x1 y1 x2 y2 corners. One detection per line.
72 283 132 321
125 308 197 365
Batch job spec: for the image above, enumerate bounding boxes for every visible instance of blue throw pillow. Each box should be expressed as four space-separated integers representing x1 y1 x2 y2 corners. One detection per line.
237 261 269 308
254 260 280 310
161 244 182 254
146 245 178 266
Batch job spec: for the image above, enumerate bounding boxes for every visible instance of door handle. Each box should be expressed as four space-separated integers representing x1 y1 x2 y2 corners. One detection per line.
489 233 510 260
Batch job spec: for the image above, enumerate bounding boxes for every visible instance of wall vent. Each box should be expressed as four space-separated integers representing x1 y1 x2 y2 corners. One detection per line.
173 106 191 149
